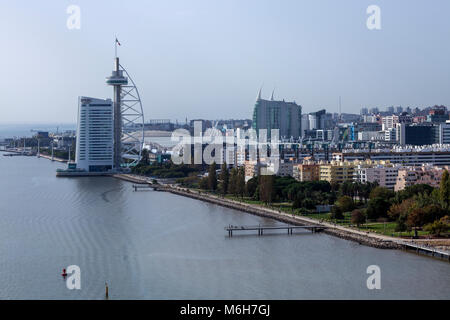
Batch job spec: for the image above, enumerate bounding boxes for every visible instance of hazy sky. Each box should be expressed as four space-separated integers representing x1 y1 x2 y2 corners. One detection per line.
1 0 450 123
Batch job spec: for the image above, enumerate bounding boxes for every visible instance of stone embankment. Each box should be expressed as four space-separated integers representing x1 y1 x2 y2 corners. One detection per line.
153 185 401 249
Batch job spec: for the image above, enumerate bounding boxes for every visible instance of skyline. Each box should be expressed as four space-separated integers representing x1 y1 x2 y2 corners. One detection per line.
2 0 450 123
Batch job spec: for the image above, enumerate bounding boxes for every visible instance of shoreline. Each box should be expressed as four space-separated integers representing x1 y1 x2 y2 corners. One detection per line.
38 153 67 163
112 174 450 261
156 185 401 249
5 151 445 260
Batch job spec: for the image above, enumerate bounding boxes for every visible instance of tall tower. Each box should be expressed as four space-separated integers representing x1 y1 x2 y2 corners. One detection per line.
106 57 128 170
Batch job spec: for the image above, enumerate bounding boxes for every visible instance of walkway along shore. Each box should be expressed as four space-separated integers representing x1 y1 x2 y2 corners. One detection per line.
154 184 403 250
112 174 406 249
113 176 449 261
30 158 449 261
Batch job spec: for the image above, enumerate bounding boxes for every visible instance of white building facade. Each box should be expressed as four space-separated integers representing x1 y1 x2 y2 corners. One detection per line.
75 97 114 172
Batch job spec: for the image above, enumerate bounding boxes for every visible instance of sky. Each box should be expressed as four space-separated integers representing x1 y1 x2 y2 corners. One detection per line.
1 0 450 124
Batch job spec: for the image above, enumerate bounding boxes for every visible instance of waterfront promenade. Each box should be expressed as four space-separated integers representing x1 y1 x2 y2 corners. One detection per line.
160 185 450 259
116 174 449 259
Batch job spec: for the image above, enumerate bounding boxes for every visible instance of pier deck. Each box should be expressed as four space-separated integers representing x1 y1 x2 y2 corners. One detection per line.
225 224 327 237
397 240 450 261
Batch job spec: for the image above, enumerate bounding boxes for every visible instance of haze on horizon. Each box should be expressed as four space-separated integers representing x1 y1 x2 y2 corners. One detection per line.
1 0 450 124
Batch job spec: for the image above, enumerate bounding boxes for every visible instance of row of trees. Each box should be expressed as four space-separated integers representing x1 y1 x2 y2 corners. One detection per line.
199 162 247 197
149 159 450 236
197 162 379 209
330 171 450 235
132 153 202 178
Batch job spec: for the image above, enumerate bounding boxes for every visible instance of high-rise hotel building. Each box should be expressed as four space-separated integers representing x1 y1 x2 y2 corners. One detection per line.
252 89 302 140
75 97 114 172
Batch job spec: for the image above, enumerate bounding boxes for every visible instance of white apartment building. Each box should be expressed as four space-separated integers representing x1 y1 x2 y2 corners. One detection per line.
354 165 400 190
382 115 399 130
384 128 397 141
75 97 114 172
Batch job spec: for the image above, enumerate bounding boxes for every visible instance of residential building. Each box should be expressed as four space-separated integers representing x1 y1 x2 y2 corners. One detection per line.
334 146 450 166
353 160 400 190
394 165 445 191
293 162 320 181
319 161 355 184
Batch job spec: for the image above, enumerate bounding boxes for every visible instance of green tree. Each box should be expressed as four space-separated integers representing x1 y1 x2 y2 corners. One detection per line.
292 196 303 209
439 170 450 209
351 209 366 227
236 167 246 197
219 162 229 194
207 162 217 191
228 168 238 195
388 198 416 221
330 205 344 220
424 216 450 236
140 148 150 166
369 186 394 201
406 207 427 229
336 195 355 213
259 175 275 204
366 197 391 220
245 176 258 198
199 176 209 190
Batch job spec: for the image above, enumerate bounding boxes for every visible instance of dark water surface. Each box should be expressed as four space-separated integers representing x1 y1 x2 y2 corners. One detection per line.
0 155 448 299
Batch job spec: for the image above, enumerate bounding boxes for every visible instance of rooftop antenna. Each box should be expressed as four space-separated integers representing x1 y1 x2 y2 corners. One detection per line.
114 36 121 58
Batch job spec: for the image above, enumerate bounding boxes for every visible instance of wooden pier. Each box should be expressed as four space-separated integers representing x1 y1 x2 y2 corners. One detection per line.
132 184 153 191
225 224 327 237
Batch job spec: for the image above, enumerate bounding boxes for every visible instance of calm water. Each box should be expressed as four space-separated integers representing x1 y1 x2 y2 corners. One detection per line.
0 123 75 140
0 155 449 299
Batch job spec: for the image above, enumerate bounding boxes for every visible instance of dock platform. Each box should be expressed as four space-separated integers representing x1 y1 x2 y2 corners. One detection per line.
225 224 327 237
397 240 450 261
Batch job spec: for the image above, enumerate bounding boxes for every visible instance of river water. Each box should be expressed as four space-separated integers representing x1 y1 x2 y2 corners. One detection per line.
0 155 448 299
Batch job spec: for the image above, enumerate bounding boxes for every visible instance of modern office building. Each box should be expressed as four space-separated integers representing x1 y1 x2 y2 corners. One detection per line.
308 109 326 130
75 97 114 172
384 128 397 141
396 123 439 146
252 89 302 140
440 121 450 144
